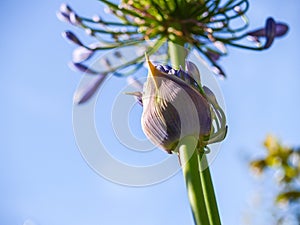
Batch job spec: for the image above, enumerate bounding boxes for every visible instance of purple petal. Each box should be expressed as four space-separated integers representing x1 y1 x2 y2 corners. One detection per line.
72 47 94 63
247 19 289 43
185 61 201 84
69 62 98 75
275 23 289 37
247 28 266 37
74 75 105 104
62 31 84 46
264 17 276 49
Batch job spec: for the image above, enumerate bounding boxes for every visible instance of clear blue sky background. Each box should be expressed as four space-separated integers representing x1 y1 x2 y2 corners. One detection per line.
1 0 300 225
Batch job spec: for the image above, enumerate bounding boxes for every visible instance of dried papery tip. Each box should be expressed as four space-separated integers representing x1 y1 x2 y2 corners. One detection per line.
62 31 84 46
74 75 105 104
68 62 98 74
72 47 94 63
69 12 82 26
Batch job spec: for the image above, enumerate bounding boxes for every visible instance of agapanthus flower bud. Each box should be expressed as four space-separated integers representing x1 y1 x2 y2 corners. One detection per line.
62 31 84 47
141 57 213 153
247 17 289 49
74 74 105 104
69 12 82 26
72 46 94 63
69 62 98 74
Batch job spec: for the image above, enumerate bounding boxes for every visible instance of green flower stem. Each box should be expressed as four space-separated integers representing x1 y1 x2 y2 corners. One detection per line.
199 152 222 225
168 41 187 69
169 41 210 225
178 136 210 225
169 41 222 225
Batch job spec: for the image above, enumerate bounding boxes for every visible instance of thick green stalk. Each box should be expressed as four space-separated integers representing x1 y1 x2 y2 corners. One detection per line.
169 41 222 225
169 41 210 225
199 152 222 225
168 41 187 69
178 136 210 225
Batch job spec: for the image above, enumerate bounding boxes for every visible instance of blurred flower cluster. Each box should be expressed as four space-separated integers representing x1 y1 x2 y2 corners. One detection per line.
58 0 288 103
251 135 300 204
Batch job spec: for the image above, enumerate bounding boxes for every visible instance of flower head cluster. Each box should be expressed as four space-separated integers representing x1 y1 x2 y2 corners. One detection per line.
58 0 288 103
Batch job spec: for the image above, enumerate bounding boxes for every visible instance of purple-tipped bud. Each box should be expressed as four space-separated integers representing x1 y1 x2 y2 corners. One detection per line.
264 17 276 49
74 75 105 104
213 41 227 54
274 23 289 37
56 11 71 23
59 3 73 15
72 47 94 63
141 58 212 153
69 62 98 75
62 31 84 47
69 12 82 26
212 65 226 78
247 18 289 49
206 49 221 63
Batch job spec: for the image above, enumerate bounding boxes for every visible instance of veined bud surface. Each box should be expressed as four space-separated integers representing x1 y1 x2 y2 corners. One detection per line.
141 56 216 153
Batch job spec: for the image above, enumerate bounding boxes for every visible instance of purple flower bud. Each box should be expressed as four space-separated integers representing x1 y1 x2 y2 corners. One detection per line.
141 58 212 152
74 75 105 104
69 62 98 75
247 18 289 49
69 12 82 26
59 3 73 15
212 65 226 78
56 11 71 23
206 50 221 63
72 47 94 63
264 17 276 49
62 31 84 47
274 23 289 37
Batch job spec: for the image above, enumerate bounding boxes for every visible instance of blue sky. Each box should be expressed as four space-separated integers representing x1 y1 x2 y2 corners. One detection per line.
1 0 300 225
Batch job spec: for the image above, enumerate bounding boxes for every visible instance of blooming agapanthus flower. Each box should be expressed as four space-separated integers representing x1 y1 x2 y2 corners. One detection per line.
59 0 288 103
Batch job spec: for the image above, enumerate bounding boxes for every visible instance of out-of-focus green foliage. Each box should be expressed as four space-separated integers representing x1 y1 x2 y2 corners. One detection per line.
250 135 300 206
